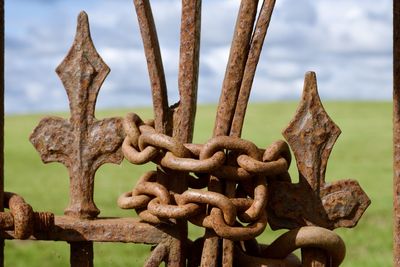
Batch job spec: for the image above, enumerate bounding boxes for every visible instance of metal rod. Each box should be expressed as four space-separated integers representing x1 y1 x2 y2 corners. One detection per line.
230 0 276 137
202 1 259 266
166 2 202 266
222 2 276 263
0 0 4 265
174 0 201 143
70 242 93 267
213 0 259 137
225 2 276 260
301 248 331 267
200 230 220 267
133 0 170 135
394 0 400 265
144 243 168 267
2 216 172 244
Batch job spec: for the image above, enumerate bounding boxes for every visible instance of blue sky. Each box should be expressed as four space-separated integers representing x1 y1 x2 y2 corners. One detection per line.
5 0 392 113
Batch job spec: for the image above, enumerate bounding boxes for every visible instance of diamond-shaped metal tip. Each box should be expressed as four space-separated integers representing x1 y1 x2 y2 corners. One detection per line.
283 71 341 190
56 11 110 121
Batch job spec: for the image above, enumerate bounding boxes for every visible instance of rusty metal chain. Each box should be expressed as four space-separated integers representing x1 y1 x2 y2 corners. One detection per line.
119 113 291 241
0 2 369 265
261 226 346 267
118 170 268 240
122 112 291 178
0 192 54 239
233 226 345 267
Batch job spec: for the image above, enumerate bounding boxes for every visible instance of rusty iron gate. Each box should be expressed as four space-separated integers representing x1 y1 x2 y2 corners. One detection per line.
6 0 400 266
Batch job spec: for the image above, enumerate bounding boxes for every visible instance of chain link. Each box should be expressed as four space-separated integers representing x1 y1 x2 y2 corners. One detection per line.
119 113 291 241
122 113 290 178
1 192 54 239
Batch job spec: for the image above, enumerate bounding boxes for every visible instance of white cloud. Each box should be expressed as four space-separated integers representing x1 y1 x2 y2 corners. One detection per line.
4 0 393 114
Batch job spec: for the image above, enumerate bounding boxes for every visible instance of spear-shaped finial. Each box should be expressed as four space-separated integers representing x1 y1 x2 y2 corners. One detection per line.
268 72 370 230
30 11 124 219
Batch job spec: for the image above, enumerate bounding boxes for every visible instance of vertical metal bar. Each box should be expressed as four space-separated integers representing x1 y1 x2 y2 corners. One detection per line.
213 0 259 137
302 248 330 267
133 0 171 135
0 0 4 265
201 1 259 266
394 0 400 265
297 73 330 267
217 1 259 266
174 0 201 143
222 2 275 265
230 0 276 137
70 242 94 267
167 1 201 266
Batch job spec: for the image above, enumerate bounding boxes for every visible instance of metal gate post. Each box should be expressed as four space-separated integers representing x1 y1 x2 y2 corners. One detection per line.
0 2 372 266
0 0 4 266
394 0 400 265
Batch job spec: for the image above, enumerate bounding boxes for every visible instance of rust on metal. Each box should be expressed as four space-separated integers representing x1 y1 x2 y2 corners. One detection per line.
133 0 202 265
70 242 93 267
206 0 265 263
230 0 276 137
213 0 259 137
0 192 54 239
145 243 168 267
1 1 372 266
174 0 201 143
268 72 370 230
0 0 4 265
29 11 124 267
2 216 173 244
395 0 400 265
30 11 124 220
119 121 286 236
133 0 170 135
266 72 370 266
262 226 345 267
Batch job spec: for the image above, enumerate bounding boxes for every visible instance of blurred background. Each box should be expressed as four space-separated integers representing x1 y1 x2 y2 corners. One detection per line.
4 0 392 114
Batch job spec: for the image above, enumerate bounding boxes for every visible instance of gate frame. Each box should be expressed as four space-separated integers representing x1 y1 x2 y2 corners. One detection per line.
0 0 389 266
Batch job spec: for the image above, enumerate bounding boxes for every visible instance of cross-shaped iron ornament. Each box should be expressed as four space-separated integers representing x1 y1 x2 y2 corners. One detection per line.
30 12 124 219
268 72 371 230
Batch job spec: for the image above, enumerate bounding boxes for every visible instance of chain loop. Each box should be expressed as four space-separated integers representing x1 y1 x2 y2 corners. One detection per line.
6 192 34 239
147 195 204 220
121 113 290 179
261 226 346 266
119 113 293 241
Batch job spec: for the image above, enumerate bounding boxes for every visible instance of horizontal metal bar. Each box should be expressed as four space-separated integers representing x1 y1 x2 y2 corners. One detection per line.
2 216 173 244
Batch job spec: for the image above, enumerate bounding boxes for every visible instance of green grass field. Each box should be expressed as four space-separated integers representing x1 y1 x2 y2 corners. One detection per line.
3 102 393 266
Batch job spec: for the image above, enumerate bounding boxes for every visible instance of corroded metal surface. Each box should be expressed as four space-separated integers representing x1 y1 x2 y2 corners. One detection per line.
70 242 93 267
208 0 275 264
0 192 54 239
120 124 285 240
133 0 170 135
1 1 372 266
133 0 202 265
175 0 201 143
267 72 370 266
0 0 4 264
30 11 124 220
29 11 124 267
2 216 171 244
395 0 400 265
263 226 345 267
268 72 370 231
119 70 368 266
231 0 276 137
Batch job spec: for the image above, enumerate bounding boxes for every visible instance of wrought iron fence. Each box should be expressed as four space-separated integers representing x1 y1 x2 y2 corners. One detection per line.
3 0 399 266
